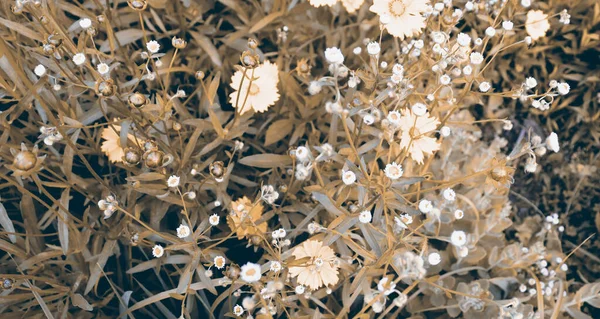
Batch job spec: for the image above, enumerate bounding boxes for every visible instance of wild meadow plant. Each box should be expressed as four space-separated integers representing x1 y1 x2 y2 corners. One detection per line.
0 0 599 318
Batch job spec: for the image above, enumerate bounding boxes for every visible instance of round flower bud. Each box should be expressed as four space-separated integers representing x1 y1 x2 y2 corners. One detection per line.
13 150 37 171
128 93 147 108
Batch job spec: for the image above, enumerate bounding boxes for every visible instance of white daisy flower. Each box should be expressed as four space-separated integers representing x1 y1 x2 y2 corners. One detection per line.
370 0 430 39
384 162 403 180
209 214 220 226
152 244 164 258
79 18 92 28
176 224 190 238
146 40 160 53
167 175 180 188
214 256 226 269
73 53 86 66
342 170 357 185
418 199 433 213
229 61 280 114
97 63 110 75
428 252 441 265
324 47 344 64
442 188 456 201
240 262 262 283
450 230 467 247
359 210 372 224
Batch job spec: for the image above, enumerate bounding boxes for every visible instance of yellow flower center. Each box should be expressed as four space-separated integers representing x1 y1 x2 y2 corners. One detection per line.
249 83 260 95
409 126 422 138
389 0 406 17
245 268 257 276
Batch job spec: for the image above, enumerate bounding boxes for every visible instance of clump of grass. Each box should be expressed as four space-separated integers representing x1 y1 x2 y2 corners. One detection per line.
0 0 599 318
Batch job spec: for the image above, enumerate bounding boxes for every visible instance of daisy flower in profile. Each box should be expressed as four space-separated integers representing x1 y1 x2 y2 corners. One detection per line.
229 60 279 115
396 109 441 164
152 244 164 258
176 224 190 238
525 10 550 41
289 240 340 290
384 162 404 180
370 0 430 39
240 262 262 283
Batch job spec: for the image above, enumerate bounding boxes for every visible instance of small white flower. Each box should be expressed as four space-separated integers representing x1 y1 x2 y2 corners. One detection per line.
367 42 381 56
458 246 469 257
428 252 441 265
214 256 226 269
442 188 456 201
372 301 384 313
342 170 356 185
521 0 531 7
384 162 403 180
440 74 451 85
167 175 180 187
525 161 538 173
411 103 427 116
392 63 404 76
470 52 484 65
474 38 483 46
525 36 532 45
454 209 464 219
308 81 322 95
359 210 372 224
176 224 190 238
457 33 471 47
363 114 375 125
502 21 514 31
295 285 305 294
525 77 537 89
73 53 86 66
479 82 491 92
377 277 396 296
546 132 560 152
485 27 496 37
79 18 92 28
97 63 110 75
353 47 362 55
270 261 282 272
209 214 220 226
465 1 474 11
387 110 402 127
34 64 46 77
240 262 262 283
463 65 473 75
294 146 310 163
233 304 244 316
324 47 344 64
146 40 160 53
557 82 570 95
440 126 451 137
152 244 164 258
394 214 413 229
418 199 433 213
450 230 467 247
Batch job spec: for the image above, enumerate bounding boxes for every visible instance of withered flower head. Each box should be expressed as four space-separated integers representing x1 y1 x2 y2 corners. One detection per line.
172 37 187 49
8 143 46 177
240 50 260 69
227 196 267 240
247 38 259 49
209 161 225 180
95 78 117 97
128 92 148 108
127 0 147 10
122 147 141 166
295 58 312 77
486 158 515 190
